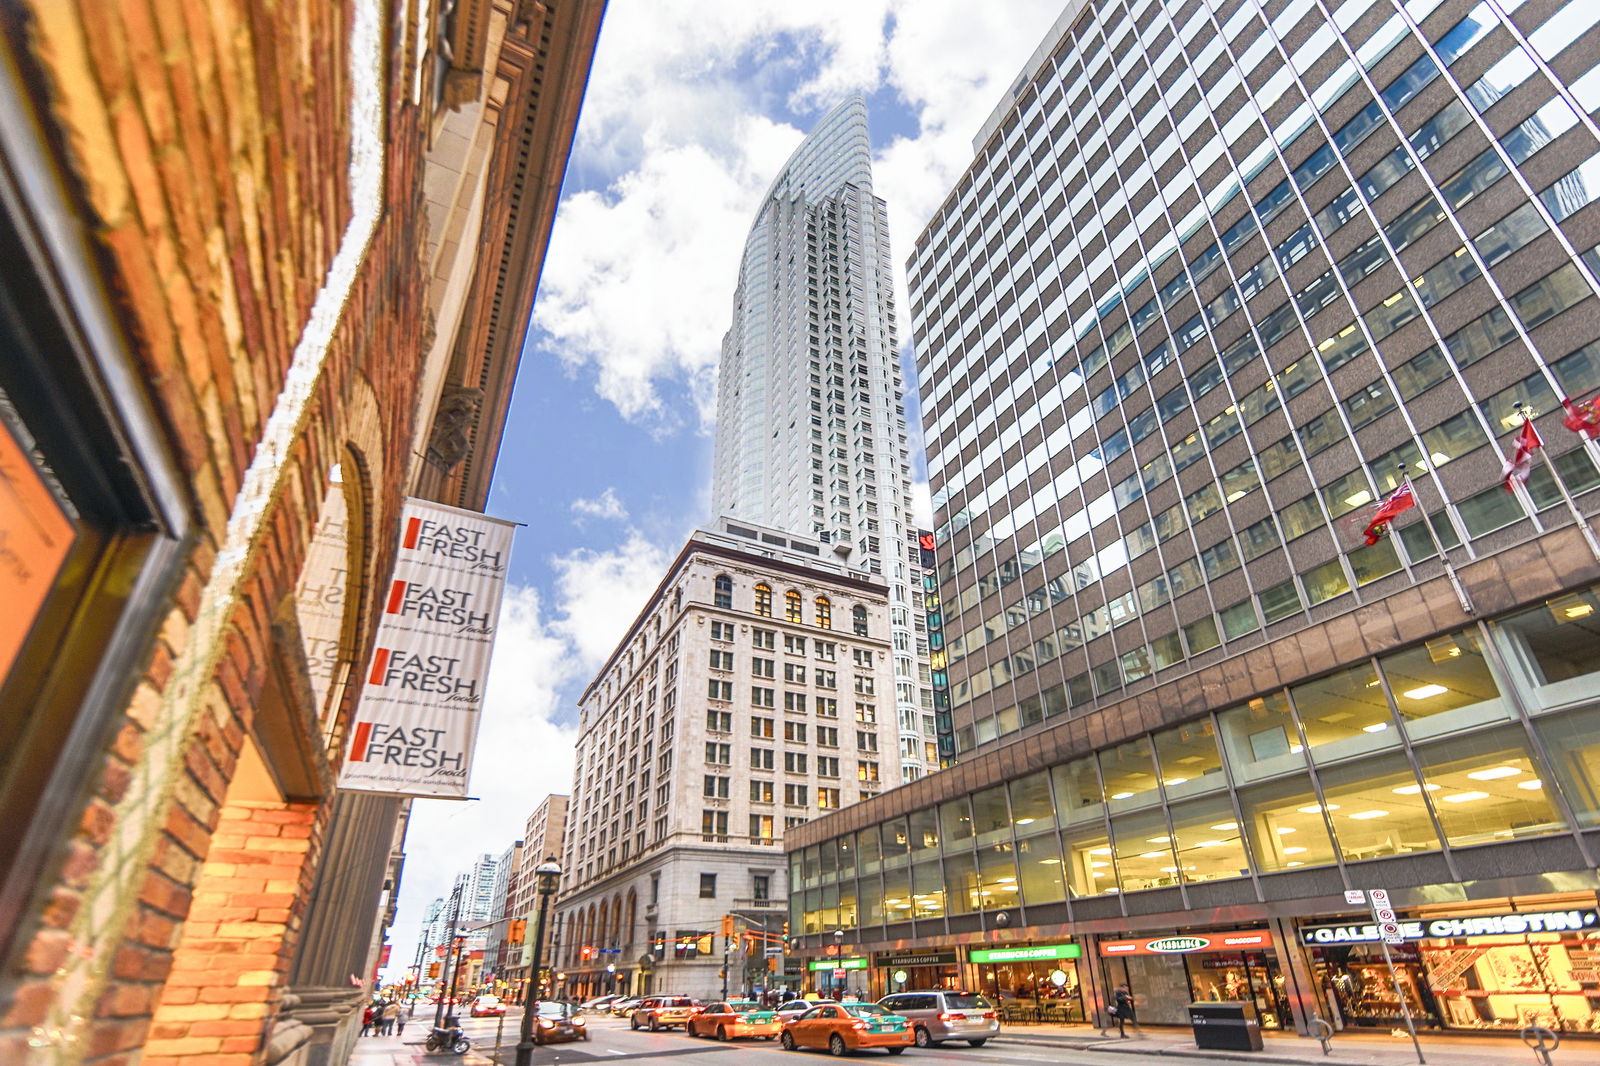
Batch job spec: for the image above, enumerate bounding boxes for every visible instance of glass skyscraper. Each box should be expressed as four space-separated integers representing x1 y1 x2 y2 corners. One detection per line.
786 0 1600 1039
714 96 936 780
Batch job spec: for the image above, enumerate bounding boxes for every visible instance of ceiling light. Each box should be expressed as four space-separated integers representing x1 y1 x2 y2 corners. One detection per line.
1286 861 1305 867
1162 866 1179 873
997 877 1016 883
1468 766 1521 781
1140 851 1165 858
1290 744 1304 753
1403 684 1448 700
1282 846 1307 854
1164 777 1188 786
1016 817 1035 825
1196 840 1225 848
1565 603 1593 619
1276 827 1297 835
1111 791 1135 800
894 903 913 909
1362 722 1390 733
1392 783 1440 795
1348 810 1388 820
1089 847 1112 856
1345 490 1373 508
1298 804 1338 814
1518 780 1543 791
1090 861 1110 869
1443 791 1489 803
1146 836 1171 844
1211 822 1239 831
1040 857 1062 864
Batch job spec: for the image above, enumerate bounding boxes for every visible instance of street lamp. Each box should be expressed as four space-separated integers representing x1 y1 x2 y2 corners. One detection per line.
514 858 562 1066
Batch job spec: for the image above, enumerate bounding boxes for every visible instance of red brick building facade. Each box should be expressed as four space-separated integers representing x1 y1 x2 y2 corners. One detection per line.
0 2 602 1064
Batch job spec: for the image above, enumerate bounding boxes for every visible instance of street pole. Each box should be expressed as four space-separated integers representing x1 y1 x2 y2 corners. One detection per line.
514 858 562 1066
434 881 464 1029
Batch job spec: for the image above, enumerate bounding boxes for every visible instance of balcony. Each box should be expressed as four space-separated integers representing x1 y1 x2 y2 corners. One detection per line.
732 897 785 910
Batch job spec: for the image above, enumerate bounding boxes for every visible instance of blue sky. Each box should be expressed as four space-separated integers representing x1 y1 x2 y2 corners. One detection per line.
384 0 1066 982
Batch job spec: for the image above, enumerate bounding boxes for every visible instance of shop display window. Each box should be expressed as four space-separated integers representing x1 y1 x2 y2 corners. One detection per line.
1309 941 1440 1030
940 796 974 849
1154 717 1226 800
1491 585 1600 711
1236 775 1339 871
1009 771 1054 827
1535 705 1600 827
944 851 980 914
978 842 1020 910
1166 794 1251 884
1291 662 1401 765
1413 726 1563 847
1317 752 1443 863
909 861 944 919
1016 829 1067 906
972 784 1012 846
1217 693 1307 784
1101 736 1162 811
1186 950 1289 1029
882 867 911 922
1063 825 1116 897
1379 628 1510 743
978 959 1085 1022
1108 953 1194 1025
1052 755 1106 826
1111 807 1179 892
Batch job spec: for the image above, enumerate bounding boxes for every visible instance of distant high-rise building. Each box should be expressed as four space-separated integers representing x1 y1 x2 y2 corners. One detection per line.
784 0 1600 1036
713 96 936 780
502 794 568 994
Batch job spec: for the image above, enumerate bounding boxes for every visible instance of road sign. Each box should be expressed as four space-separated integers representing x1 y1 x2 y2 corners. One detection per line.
1345 890 1366 905
765 947 783 957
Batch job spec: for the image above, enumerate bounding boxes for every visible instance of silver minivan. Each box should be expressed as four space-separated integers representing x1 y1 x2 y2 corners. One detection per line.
877 991 999 1048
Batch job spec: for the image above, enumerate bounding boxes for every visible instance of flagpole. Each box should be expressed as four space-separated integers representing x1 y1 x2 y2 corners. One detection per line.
1399 463 1474 616
1517 402 1600 565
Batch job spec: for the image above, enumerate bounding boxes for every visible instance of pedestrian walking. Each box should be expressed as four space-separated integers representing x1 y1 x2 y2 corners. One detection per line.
396 1000 413 1039
1102 984 1139 1039
382 999 401 1035
360 1004 375 1037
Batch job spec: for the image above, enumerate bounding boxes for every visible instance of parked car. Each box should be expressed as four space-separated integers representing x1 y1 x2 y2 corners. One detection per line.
688 1000 781 1041
774 999 814 1023
609 997 642 1017
781 1002 911 1055
579 995 619 1013
876 990 998 1048
469 995 506 1018
631 995 700 1031
532 1001 589 1045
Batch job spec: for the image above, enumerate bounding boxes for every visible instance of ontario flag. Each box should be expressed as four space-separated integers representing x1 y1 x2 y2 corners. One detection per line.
1501 419 1543 493
1362 482 1416 545
1561 394 1600 440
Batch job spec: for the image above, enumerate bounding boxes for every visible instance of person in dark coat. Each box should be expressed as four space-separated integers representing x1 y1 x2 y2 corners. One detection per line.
1105 984 1138 1038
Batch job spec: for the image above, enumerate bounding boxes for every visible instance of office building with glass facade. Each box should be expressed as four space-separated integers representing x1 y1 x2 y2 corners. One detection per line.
787 0 1600 1040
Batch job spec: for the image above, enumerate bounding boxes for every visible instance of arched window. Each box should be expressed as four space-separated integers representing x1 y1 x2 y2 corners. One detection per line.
754 583 773 617
785 589 803 622
852 605 868 636
714 574 733 609
815 596 832 629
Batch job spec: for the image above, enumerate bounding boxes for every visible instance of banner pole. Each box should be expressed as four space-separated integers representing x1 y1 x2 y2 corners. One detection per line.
1399 464 1473 615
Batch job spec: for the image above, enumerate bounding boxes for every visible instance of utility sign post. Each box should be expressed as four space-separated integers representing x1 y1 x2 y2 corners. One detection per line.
1366 888 1424 1064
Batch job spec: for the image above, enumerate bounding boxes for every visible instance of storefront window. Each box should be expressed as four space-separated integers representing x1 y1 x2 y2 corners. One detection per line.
1188 950 1290 1029
1111 807 1179 892
1379 627 1509 742
1016 829 1066 907
1052 755 1105 826
1308 940 1439 1030
1292 662 1401 764
1490 586 1600 711
883 866 911 924
1153 717 1226 800
910 861 944 919
977 842 1020 910
1413 726 1564 847
940 797 974 851
882 816 911 868
1316 752 1441 863
858 826 882 873
1009 771 1054 827
1167 793 1251 884
1236 775 1339 872
1535 705 1600 827
1218 693 1307 784
944 851 980 914
972 785 1012 847
1101 737 1162 811
1063 824 1115 897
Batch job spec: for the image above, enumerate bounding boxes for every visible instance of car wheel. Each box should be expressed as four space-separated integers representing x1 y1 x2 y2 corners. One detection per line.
829 1034 848 1057
781 1031 797 1050
914 1027 932 1049
717 1027 730 1042
650 1016 661 1032
631 1016 641 1030
967 1039 988 1047
687 1023 699 1038
886 1049 905 1056
425 1036 440 1052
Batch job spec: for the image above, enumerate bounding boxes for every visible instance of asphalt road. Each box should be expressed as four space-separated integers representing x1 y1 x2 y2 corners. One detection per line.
452 1013 1182 1066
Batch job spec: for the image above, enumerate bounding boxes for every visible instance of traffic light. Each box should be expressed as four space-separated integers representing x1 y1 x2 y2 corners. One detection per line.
581 945 594 960
428 963 440 978
721 915 735 937
782 921 790 951
508 919 527 944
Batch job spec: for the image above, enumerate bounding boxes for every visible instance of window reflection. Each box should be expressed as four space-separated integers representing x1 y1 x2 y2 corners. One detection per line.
911 860 944 920
1010 771 1054 827
1064 825 1116 896
1218 693 1307 783
1292 663 1400 763
1111 807 1178 891
1016 830 1067 906
1317 752 1440 863
859 869 884 926
909 808 940 855
940 797 974 849
1168 793 1251 884
1380 628 1507 741
1101 737 1162 809
978 843 1020 910
1236 775 1339 872
944 852 980 914
1414 726 1563 846
1535 706 1600 828
1154 718 1226 800
1052 755 1106 826
1492 586 1600 709
883 866 911 924
972 785 1012 846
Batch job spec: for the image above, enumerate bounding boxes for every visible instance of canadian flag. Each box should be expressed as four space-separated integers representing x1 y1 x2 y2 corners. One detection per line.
1362 482 1416 545
1502 419 1543 493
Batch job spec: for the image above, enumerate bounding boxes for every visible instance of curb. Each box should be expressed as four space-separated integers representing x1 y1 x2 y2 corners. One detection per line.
992 1035 1367 1065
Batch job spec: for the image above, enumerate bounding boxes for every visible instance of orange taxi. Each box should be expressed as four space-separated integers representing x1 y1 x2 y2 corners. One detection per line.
780 1001 912 1055
687 1000 782 1040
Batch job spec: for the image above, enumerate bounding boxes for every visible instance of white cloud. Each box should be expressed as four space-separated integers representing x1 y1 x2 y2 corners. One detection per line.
570 487 629 522
533 0 1064 432
549 530 678 671
910 476 934 531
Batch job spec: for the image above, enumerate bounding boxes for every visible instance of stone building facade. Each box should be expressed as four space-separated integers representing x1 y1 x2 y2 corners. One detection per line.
553 522 901 1001
0 2 601 1066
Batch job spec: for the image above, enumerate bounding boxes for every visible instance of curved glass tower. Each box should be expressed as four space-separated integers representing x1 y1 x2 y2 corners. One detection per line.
714 96 933 780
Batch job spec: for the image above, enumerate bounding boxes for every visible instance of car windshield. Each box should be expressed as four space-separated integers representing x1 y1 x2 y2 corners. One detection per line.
781 1001 809 1010
476 996 499 1005
537 1002 571 1018
845 1004 889 1018
662 998 694 1007
945 994 992 1010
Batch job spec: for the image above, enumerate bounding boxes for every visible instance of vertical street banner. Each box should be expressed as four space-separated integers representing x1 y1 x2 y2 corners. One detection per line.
338 498 516 797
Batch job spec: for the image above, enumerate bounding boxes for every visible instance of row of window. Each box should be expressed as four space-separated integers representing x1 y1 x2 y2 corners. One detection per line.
713 574 872 634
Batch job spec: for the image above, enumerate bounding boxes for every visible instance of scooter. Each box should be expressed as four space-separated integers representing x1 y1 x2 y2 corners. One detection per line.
424 1023 470 1055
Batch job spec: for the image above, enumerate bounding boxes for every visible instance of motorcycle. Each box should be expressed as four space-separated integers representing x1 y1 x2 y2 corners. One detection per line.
424 1024 471 1055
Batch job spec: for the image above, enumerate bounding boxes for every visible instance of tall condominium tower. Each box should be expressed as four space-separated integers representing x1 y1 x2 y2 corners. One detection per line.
714 96 936 780
784 0 1600 1039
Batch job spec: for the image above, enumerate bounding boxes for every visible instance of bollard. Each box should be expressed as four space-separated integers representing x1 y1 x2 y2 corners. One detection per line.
1521 1024 1559 1066
1309 1015 1334 1057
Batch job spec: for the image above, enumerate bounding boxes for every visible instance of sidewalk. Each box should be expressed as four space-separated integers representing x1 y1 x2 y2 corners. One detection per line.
994 1022 1568 1065
346 1032 497 1066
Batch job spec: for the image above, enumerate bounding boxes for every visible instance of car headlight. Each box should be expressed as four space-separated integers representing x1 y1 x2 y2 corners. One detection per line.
573 1017 585 1026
